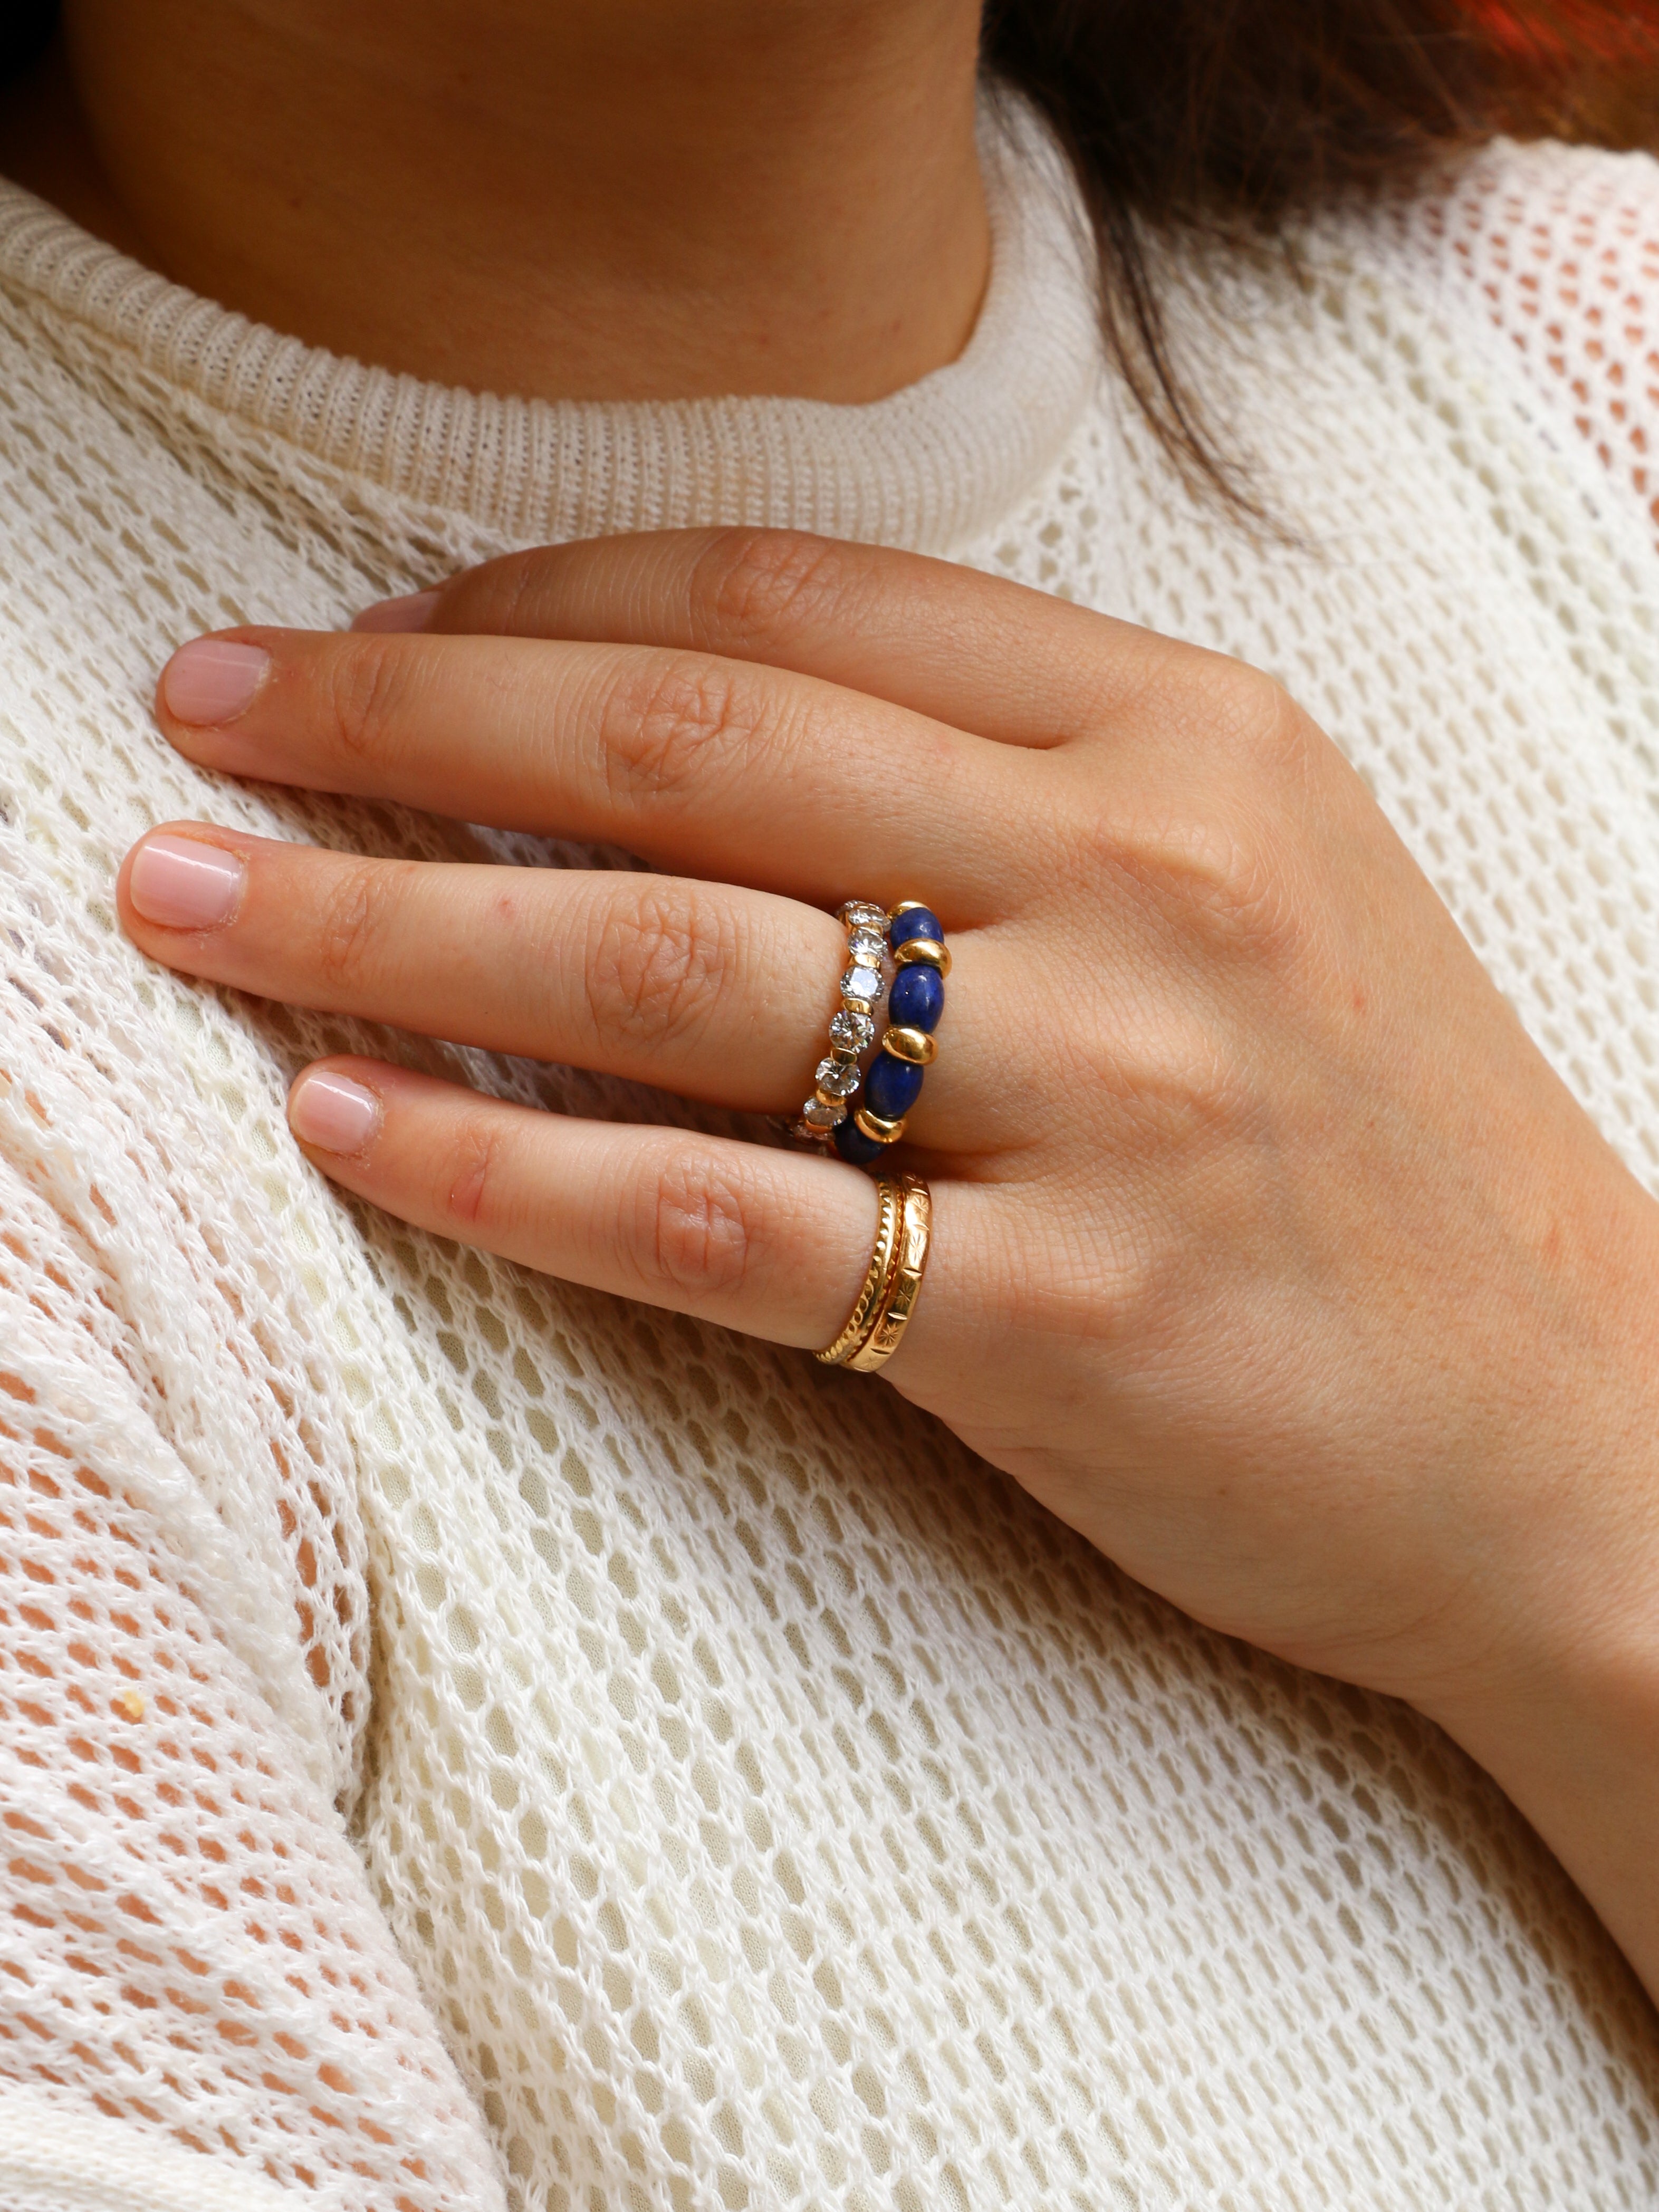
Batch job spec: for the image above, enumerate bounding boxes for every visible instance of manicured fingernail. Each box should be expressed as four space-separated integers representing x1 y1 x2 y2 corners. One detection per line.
351 589 439 633
288 1070 382 1155
161 639 270 725
128 832 246 928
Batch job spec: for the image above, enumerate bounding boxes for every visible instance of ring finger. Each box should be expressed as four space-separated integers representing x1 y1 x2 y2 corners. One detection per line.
117 825 1001 1147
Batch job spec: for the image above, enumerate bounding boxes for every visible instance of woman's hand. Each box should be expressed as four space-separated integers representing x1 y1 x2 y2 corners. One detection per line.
118 530 1659 1828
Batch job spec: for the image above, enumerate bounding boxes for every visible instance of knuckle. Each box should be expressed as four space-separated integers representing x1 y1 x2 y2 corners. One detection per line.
464 550 543 635
1063 652 1322 961
1136 642 1311 778
586 884 739 1054
444 1113 510 1231
325 639 415 767
1212 657 1288 738
596 651 762 811
689 528 857 651
1104 1010 1258 1156
1198 656 1312 781
311 859 390 987
634 1153 756 1300
1076 800 1301 963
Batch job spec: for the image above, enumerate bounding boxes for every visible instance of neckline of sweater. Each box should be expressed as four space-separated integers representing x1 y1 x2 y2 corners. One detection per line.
0 95 1101 555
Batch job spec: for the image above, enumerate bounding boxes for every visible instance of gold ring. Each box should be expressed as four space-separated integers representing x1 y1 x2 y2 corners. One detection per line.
817 1174 932 1373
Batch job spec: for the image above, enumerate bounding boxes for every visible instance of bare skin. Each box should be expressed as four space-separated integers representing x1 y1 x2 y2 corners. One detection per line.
0 0 990 402
6 3 1659 2019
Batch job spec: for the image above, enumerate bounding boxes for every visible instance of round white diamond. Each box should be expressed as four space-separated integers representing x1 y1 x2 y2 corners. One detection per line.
839 900 886 928
814 1057 860 1099
802 1095 847 1129
848 930 886 963
829 1010 875 1052
840 966 883 1003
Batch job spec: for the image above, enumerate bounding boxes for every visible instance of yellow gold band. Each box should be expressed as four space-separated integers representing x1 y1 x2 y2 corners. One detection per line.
816 1178 903 1365
846 1177 932 1374
817 1175 933 1372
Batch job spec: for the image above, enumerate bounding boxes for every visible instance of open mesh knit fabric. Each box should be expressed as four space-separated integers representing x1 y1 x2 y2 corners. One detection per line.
1 109 1658 2212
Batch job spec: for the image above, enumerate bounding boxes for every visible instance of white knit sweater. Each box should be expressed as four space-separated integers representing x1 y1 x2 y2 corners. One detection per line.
2 109 1658 2212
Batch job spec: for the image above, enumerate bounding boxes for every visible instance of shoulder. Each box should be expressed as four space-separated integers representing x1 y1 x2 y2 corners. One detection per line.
1386 135 1659 355
1365 138 1659 544
1294 134 1659 350
1396 132 1659 271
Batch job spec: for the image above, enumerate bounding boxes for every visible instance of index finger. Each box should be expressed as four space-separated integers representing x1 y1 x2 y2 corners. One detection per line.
360 528 1158 746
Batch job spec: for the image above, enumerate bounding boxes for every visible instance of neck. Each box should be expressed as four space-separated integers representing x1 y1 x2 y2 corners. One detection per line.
0 0 991 405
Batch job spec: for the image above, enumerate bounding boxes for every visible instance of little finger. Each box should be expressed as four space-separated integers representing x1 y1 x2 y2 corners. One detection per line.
285 1056 964 1373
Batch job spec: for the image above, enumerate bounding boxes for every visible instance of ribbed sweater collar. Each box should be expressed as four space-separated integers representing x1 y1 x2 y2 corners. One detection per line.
0 99 1099 555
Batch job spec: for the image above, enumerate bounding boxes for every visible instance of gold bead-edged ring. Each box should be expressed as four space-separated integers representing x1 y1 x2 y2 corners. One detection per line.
817 1173 932 1374
816 1176 904 1365
845 1176 932 1374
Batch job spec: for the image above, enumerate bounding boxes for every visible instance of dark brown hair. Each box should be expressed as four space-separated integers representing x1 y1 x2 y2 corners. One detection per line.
0 0 53 80
5 1 1656 501
983 0 1659 504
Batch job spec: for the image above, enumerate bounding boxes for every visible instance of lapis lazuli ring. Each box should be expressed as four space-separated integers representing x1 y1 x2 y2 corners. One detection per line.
790 901 948 1164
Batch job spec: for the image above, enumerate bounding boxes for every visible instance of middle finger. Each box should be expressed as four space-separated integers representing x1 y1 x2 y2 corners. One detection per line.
154 629 1033 916
116 826 1003 1147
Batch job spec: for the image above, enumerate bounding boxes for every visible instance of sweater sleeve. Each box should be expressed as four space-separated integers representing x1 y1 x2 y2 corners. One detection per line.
1418 137 1659 550
0 1159 503 2209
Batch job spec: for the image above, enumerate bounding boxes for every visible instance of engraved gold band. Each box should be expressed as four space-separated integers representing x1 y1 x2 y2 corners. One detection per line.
817 1174 932 1373
847 1177 931 1373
